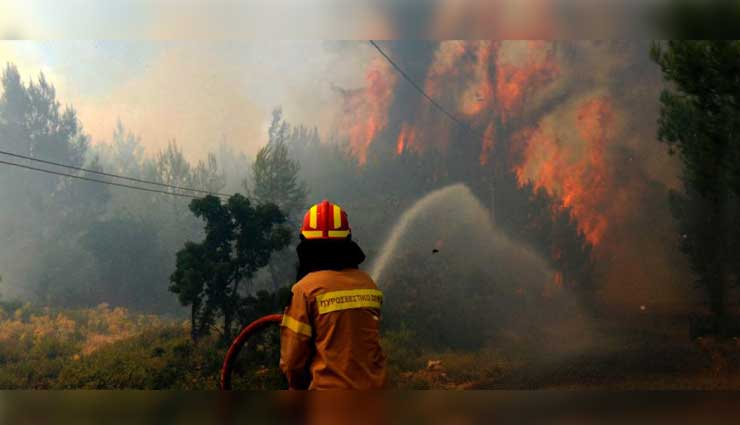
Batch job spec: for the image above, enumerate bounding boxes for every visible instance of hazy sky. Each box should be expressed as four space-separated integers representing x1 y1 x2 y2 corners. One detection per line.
0 38 376 160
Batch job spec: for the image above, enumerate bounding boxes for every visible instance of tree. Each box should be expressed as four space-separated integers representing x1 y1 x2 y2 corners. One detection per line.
651 41 740 331
169 194 291 343
145 141 209 256
110 120 145 177
192 153 226 194
0 64 89 198
81 217 168 311
154 141 193 193
0 64 109 305
248 108 308 292
249 108 307 220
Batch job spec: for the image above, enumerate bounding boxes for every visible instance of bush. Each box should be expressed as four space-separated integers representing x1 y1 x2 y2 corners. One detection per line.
57 326 206 389
382 252 509 351
56 324 284 389
0 304 169 389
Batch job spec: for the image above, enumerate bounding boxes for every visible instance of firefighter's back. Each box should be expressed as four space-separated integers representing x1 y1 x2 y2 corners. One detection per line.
296 268 386 390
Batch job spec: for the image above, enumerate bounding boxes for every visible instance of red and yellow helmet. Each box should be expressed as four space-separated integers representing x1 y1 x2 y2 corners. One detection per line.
300 200 351 239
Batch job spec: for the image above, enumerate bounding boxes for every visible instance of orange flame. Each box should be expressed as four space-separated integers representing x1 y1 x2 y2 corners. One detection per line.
479 122 496 165
339 58 396 165
543 270 564 297
514 97 613 246
495 41 559 123
418 41 558 155
396 122 417 155
396 132 405 155
553 271 564 288
424 41 469 98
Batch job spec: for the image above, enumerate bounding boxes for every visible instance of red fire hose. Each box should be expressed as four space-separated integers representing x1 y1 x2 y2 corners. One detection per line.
219 313 283 390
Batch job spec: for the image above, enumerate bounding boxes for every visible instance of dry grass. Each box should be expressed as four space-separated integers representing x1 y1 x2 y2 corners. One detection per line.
0 303 169 356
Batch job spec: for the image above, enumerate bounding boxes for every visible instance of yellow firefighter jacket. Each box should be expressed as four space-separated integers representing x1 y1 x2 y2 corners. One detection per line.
279 268 387 390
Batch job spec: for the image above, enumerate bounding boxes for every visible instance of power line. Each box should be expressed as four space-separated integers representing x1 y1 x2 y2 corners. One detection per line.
0 149 232 198
368 40 484 139
0 159 208 199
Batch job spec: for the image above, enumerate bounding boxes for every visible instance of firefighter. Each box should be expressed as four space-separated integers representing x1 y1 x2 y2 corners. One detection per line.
279 200 387 390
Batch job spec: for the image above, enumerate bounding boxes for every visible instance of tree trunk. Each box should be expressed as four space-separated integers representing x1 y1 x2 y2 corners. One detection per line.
223 309 232 345
711 193 731 335
268 259 280 292
190 302 199 343
222 276 241 345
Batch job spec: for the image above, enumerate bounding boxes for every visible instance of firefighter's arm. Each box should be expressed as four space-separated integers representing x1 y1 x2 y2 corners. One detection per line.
279 286 313 390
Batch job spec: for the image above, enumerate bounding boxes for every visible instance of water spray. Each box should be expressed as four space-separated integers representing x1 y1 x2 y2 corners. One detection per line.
370 183 474 284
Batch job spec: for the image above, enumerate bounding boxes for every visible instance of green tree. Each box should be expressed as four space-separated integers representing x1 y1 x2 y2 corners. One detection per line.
249 108 307 220
169 194 291 343
651 41 740 331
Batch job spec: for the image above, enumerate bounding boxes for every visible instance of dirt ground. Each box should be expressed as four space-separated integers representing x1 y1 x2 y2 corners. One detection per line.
394 314 740 390
478 315 740 390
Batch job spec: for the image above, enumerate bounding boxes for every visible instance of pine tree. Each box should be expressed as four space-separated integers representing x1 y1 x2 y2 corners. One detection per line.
249 108 307 220
652 41 740 333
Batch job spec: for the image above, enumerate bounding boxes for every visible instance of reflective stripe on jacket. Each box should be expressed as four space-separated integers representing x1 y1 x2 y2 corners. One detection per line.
279 268 387 390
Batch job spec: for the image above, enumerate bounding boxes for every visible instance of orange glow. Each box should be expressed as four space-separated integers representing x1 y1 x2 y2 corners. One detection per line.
396 122 418 155
479 122 496 165
514 97 613 246
543 270 564 297
553 271 563 287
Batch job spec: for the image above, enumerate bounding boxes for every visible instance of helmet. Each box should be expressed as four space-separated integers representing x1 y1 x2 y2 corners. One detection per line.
300 200 351 239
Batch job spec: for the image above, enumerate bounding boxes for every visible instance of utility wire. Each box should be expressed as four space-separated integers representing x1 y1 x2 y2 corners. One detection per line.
368 40 484 139
0 159 207 199
0 149 231 198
